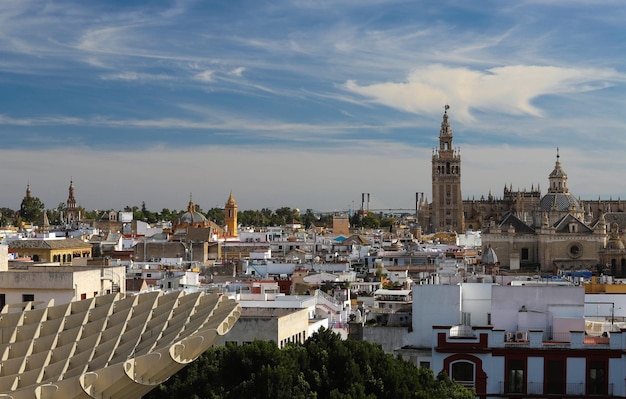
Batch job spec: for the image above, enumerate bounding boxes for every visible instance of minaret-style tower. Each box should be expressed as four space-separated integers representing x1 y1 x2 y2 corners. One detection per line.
66 180 78 223
224 191 238 237
431 105 464 233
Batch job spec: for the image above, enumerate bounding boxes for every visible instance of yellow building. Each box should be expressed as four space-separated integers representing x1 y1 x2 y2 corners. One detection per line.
8 237 92 265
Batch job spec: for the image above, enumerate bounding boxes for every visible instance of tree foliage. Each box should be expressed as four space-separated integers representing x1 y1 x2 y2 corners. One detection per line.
19 195 45 224
143 328 473 399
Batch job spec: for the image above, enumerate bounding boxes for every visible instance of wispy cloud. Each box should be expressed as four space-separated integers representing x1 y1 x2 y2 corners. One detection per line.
343 64 624 122
193 70 215 82
100 72 176 82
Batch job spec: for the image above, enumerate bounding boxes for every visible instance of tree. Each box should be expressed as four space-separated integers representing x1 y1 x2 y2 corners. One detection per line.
0 207 16 227
143 328 473 399
301 209 317 229
19 195 45 224
206 207 225 226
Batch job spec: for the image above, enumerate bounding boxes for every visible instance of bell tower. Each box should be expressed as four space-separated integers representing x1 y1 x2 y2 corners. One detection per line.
66 180 78 223
224 191 238 237
431 105 464 232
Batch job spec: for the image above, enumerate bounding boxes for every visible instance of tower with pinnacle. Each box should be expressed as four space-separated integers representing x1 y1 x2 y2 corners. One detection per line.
431 105 464 233
224 192 238 237
66 180 77 223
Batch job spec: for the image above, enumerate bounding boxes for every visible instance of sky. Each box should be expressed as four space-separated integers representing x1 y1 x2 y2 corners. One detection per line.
1 0 626 214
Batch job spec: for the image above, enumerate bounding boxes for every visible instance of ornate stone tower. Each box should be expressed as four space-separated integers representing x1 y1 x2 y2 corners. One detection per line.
224 191 238 237
66 180 77 223
431 105 464 233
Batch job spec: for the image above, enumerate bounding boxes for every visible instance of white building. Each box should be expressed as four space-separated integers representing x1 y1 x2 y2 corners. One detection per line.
0 244 125 309
396 282 626 397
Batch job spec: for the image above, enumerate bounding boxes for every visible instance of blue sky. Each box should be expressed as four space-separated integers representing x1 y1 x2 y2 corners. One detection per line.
1 0 625 213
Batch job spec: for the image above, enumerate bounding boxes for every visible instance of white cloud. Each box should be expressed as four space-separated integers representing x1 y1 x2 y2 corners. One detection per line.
100 72 174 81
194 70 214 82
343 64 625 123
230 67 245 77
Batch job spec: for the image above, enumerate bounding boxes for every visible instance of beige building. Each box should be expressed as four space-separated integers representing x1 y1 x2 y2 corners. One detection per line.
8 237 92 265
481 154 606 273
0 245 125 308
216 307 311 348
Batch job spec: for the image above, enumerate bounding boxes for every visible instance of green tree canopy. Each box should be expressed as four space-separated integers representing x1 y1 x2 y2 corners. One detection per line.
144 328 473 399
19 195 45 224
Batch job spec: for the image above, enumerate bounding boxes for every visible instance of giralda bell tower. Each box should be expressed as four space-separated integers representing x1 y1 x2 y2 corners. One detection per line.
431 105 464 233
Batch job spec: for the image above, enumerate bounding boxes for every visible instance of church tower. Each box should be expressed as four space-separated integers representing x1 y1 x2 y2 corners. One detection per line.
66 180 77 223
224 191 238 237
431 105 464 233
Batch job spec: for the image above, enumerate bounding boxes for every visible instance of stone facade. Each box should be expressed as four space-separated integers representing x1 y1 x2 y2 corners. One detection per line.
431 106 464 233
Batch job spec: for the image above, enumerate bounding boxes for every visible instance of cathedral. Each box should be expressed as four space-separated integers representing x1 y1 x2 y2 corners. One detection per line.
421 107 626 275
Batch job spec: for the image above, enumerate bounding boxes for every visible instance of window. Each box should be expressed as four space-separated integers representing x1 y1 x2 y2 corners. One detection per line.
506 359 524 393
451 361 474 387
462 312 471 326
80 293 87 300
521 248 529 260
568 243 582 259
588 360 607 395
419 361 431 369
545 359 565 394
0 294 5 309
22 294 34 302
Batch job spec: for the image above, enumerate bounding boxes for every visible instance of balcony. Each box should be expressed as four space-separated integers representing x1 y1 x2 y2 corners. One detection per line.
499 381 613 396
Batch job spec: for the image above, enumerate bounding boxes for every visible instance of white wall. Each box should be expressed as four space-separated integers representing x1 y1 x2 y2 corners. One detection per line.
0 266 126 309
410 284 460 348
491 286 585 333
460 283 494 326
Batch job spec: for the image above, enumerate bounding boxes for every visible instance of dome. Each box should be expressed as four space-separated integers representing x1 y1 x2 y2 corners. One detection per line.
174 195 209 229
540 150 583 214
177 210 207 225
539 193 583 213
482 246 498 264
607 222 625 250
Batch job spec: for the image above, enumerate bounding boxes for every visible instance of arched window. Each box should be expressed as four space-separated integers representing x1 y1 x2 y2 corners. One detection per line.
451 361 475 387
